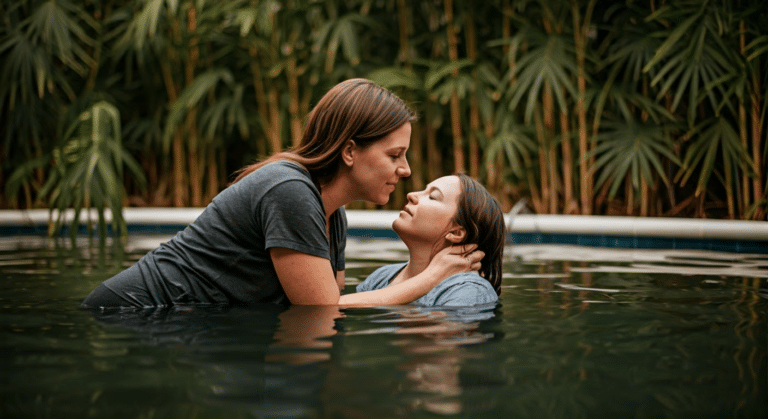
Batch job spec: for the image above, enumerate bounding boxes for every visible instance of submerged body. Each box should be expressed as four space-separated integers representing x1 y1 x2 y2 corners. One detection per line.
361 174 506 306
84 162 343 308
357 262 498 306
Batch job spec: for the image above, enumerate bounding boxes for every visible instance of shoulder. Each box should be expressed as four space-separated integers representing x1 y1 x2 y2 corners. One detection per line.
356 263 406 293
240 161 314 189
247 161 322 207
421 272 498 307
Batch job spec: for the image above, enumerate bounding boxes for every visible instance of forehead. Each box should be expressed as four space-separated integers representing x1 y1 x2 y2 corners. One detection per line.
427 176 461 196
371 122 411 149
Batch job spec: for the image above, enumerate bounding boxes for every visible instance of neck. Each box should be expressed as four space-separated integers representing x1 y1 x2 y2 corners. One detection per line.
319 173 352 223
400 239 443 280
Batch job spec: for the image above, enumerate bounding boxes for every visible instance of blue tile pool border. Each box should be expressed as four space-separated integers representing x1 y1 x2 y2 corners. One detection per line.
506 232 767 254
1 209 766 254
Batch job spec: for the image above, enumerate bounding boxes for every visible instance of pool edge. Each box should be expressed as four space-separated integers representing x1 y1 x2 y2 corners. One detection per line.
1 208 766 254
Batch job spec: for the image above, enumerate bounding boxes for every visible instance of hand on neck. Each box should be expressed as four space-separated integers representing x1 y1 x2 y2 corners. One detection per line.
401 240 450 281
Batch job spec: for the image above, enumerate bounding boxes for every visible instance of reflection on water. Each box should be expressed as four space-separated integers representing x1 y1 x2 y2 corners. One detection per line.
87 304 340 418
0 238 766 418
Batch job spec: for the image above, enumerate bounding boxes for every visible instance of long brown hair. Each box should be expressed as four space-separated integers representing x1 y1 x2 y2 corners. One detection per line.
233 78 416 187
452 174 506 295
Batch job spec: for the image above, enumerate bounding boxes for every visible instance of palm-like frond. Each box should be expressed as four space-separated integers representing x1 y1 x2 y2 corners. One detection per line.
675 115 753 196
644 1 740 127
504 28 578 122
485 114 537 179
592 118 680 199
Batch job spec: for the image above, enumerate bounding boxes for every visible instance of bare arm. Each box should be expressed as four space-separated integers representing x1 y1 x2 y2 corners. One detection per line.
271 245 482 306
336 270 345 292
271 248 340 305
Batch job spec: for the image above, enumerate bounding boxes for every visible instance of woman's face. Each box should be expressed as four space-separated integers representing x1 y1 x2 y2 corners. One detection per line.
393 175 463 244
348 122 412 205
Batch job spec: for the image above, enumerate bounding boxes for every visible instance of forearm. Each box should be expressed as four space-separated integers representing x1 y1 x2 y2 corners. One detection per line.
338 268 441 306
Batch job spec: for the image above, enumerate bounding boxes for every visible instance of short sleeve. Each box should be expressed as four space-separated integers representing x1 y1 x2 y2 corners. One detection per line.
260 180 330 259
424 273 499 306
356 263 406 293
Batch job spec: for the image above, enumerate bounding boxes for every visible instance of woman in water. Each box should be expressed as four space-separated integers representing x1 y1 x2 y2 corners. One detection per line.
356 174 506 306
82 79 483 309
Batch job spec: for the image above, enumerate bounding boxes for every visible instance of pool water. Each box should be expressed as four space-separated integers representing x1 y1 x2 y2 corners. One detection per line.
1 235 766 418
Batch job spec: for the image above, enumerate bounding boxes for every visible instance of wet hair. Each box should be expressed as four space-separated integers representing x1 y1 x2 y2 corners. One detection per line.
233 78 416 186
451 174 506 296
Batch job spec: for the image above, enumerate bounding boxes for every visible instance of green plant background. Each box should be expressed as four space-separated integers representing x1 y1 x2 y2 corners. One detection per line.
2 0 766 239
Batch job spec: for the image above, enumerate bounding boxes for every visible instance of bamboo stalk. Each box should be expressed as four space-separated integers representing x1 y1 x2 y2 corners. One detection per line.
206 139 217 202
160 56 186 208
444 0 465 173
466 6 480 179
534 111 549 214
750 86 764 219
738 20 749 217
186 5 202 207
425 101 441 182
626 177 634 216
396 0 423 191
543 81 558 213
249 47 273 155
573 0 594 215
725 155 735 219
560 107 577 214
268 88 283 154
396 0 409 65
524 151 543 214
286 56 302 146
286 28 302 146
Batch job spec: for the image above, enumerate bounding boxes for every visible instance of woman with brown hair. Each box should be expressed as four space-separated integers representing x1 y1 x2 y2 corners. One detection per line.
356 174 506 306
82 79 483 309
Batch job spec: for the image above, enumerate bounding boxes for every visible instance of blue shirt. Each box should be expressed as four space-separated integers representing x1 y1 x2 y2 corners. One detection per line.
356 262 498 306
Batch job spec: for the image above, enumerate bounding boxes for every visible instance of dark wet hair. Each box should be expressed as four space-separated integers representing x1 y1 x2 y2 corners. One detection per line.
452 174 506 296
233 78 416 186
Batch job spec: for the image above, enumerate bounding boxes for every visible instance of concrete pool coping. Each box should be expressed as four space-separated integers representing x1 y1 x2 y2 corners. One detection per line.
1 208 766 253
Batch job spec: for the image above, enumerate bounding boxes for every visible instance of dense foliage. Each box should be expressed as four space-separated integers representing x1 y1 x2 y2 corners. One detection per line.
2 0 766 238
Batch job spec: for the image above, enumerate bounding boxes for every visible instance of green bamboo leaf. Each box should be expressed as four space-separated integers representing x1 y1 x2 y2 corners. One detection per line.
162 68 234 151
485 115 535 179
643 4 704 72
234 8 257 36
592 118 677 199
336 19 359 65
367 68 422 91
744 35 768 61
39 100 142 241
676 116 753 196
424 59 474 91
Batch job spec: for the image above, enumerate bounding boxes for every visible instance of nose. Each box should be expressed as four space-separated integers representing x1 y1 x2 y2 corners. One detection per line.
397 158 411 178
406 191 418 204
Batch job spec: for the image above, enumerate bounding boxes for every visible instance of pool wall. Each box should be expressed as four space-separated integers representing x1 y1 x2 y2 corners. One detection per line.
1 208 766 253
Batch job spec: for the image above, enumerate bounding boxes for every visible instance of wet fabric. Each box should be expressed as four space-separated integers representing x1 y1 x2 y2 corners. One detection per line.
83 161 346 308
356 262 498 306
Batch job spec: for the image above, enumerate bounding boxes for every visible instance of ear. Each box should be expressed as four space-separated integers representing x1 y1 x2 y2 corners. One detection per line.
341 140 356 167
444 225 466 244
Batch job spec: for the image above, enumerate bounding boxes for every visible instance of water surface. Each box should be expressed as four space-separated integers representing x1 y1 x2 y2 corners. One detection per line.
1 235 766 418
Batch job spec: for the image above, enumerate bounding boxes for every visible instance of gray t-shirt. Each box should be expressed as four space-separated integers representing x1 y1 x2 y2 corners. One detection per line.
102 161 346 306
356 262 498 306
